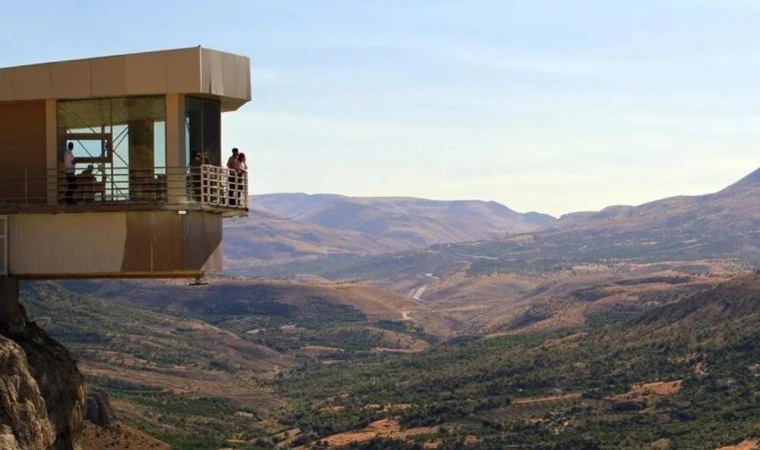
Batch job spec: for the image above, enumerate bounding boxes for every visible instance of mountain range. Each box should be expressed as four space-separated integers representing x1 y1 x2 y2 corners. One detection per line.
231 166 760 282
224 194 555 265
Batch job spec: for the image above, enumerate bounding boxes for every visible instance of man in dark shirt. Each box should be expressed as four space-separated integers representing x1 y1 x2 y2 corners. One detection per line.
226 148 240 205
227 148 240 171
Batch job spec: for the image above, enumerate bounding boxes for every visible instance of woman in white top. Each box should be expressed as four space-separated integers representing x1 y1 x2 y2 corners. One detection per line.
237 153 248 173
235 153 248 204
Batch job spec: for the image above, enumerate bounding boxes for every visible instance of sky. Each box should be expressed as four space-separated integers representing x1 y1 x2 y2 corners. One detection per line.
2 0 760 216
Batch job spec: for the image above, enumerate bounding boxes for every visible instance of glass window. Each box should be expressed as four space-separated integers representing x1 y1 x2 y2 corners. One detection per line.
57 96 166 202
185 96 221 166
57 98 112 162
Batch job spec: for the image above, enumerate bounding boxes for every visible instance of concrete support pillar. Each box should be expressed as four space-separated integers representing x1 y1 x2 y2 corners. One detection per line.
45 100 58 205
0 277 23 329
165 94 188 203
127 119 155 201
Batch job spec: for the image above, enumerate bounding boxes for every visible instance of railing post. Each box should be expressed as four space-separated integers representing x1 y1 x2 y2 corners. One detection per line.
201 166 207 206
244 173 249 208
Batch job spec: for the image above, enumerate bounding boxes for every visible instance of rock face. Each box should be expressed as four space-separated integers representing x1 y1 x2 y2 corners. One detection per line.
85 390 115 427
0 278 87 450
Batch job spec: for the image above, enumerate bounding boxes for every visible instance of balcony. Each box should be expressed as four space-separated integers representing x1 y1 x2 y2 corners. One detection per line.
0 165 249 217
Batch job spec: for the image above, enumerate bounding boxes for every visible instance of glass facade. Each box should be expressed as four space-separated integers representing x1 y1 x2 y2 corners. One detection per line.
55 95 229 206
185 96 221 167
57 96 166 202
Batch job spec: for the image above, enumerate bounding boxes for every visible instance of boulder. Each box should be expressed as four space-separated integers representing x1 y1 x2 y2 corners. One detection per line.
85 389 116 427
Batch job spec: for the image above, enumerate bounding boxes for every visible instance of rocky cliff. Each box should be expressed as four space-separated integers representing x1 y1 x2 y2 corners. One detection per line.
0 278 86 450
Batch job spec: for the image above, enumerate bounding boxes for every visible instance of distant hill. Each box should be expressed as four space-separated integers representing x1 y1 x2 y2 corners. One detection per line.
251 193 555 246
528 166 760 262
556 167 760 234
236 167 760 283
224 209 412 265
223 195 555 265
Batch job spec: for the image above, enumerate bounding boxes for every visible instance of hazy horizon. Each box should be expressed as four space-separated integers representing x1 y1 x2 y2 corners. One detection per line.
252 159 757 217
4 0 760 216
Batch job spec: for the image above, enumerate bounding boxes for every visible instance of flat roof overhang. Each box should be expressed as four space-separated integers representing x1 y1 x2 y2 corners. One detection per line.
0 46 251 111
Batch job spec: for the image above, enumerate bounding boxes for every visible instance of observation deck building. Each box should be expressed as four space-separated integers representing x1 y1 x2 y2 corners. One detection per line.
0 46 251 279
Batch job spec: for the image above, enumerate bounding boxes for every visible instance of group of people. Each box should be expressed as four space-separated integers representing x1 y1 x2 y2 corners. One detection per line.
63 142 248 206
226 147 248 174
187 147 248 205
63 142 98 204
226 148 247 206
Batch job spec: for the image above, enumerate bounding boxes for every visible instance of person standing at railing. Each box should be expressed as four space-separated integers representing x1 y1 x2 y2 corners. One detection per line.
237 153 248 206
238 153 248 173
77 165 96 203
63 142 77 204
226 148 241 206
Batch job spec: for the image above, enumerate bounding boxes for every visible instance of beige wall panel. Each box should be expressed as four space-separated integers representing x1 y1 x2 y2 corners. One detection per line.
121 211 183 272
204 244 223 272
0 69 12 100
120 211 223 274
90 56 127 97
8 213 127 275
7 211 220 277
166 48 201 94
201 48 225 96
125 52 168 95
0 102 47 204
0 47 250 108
183 212 222 271
12 65 52 101
241 56 252 100
50 60 91 99
225 53 252 101
221 53 237 99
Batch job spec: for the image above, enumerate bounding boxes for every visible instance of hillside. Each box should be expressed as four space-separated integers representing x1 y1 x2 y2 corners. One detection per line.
251 193 555 247
18 270 760 449
556 167 760 234
59 277 449 333
81 422 170 450
224 209 413 266
23 278 451 449
633 272 760 328
419 269 724 335
273 273 760 449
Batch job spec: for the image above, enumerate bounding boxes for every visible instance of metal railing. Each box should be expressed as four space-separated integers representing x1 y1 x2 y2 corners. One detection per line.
0 165 248 212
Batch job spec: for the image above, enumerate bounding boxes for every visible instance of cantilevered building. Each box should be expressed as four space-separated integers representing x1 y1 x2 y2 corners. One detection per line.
0 46 251 280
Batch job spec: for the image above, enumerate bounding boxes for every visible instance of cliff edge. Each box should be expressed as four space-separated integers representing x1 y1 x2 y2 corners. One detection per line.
0 278 86 450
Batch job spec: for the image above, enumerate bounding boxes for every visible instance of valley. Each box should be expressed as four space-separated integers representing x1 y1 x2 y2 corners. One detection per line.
18 167 760 449
28 264 760 449
224 195 555 267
